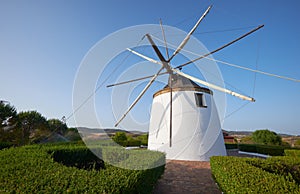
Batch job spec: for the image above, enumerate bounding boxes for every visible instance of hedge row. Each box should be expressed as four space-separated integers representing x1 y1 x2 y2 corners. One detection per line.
0 142 13 150
285 149 300 157
211 156 300 193
225 143 238 149
238 144 285 156
0 143 165 193
247 156 300 185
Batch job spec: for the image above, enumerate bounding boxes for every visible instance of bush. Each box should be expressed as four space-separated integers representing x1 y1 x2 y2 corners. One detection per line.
211 156 300 193
0 143 165 193
252 129 282 145
126 137 142 147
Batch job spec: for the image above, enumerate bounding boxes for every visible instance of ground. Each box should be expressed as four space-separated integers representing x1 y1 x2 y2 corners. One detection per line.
153 150 262 194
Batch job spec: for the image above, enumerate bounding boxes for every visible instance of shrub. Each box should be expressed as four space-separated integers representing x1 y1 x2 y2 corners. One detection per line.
126 137 142 147
285 149 300 158
0 143 165 193
247 156 300 185
238 144 285 156
252 129 282 145
225 143 238 149
0 142 13 150
50 147 104 170
211 156 300 193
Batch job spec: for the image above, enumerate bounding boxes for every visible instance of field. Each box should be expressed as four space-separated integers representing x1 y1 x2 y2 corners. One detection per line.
0 142 165 193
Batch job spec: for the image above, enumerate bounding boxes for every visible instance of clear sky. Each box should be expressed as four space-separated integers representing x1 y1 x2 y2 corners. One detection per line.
1 0 299 135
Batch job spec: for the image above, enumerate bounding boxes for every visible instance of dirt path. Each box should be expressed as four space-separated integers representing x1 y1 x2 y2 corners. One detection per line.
152 160 221 194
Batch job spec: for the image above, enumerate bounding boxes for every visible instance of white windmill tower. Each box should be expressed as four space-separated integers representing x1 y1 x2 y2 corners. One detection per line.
109 5 265 161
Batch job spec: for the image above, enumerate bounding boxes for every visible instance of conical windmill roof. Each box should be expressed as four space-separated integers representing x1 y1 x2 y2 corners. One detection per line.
153 74 212 98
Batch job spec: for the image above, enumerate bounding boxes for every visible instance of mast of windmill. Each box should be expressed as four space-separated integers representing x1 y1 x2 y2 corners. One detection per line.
112 5 264 148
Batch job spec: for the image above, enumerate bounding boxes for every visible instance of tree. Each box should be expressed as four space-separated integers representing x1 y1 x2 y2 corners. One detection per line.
0 102 17 143
17 111 49 145
112 132 127 146
136 134 148 145
252 129 282 146
48 119 68 135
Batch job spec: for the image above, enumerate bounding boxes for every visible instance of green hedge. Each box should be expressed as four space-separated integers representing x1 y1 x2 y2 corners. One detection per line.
50 147 104 170
225 143 238 149
247 156 300 185
0 142 13 150
0 144 165 193
211 156 300 193
285 149 300 157
238 144 285 156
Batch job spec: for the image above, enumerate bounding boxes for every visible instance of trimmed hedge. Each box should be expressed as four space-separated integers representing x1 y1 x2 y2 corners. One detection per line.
211 156 300 193
225 143 238 149
0 143 165 193
285 149 300 157
247 156 300 185
50 147 104 170
238 144 285 156
0 142 13 150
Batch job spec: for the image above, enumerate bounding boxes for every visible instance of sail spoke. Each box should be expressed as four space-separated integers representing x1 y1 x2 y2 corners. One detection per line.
175 24 264 69
168 5 212 62
114 67 164 127
172 68 255 102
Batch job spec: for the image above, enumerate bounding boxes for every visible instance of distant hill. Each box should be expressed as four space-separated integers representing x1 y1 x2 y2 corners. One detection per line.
77 127 147 140
223 130 253 137
223 129 297 137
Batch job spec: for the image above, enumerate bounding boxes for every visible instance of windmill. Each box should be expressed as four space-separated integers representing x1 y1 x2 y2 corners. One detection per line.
108 5 265 161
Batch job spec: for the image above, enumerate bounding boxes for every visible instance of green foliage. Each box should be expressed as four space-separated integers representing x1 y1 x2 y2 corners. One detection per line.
47 119 68 135
240 136 254 144
0 143 165 193
50 147 104 170
247 156 300 185
0 101 17 128
252 129 282 146
238 144 285 156
0 100 82 145
126 137 142 147
211 156 300 193
136 134 148 145
112 132 128 146
112 133 148 147
295 139 300 146
225 143 238 149
285 149 300 158
0 102 18 143
0 142 13 150
17 111 49 144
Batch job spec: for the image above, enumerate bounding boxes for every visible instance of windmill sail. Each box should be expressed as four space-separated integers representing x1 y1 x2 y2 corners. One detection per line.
113 6 264 131
173 69 255 102
168 5 212 61
114 67 164 127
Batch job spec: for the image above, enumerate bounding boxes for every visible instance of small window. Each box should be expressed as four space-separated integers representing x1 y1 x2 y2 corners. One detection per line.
195 93 207 108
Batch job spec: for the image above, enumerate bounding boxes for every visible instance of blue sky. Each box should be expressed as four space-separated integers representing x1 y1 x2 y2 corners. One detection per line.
1 0 299 135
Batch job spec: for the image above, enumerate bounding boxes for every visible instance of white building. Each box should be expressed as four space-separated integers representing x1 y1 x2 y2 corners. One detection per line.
148 74 226 161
